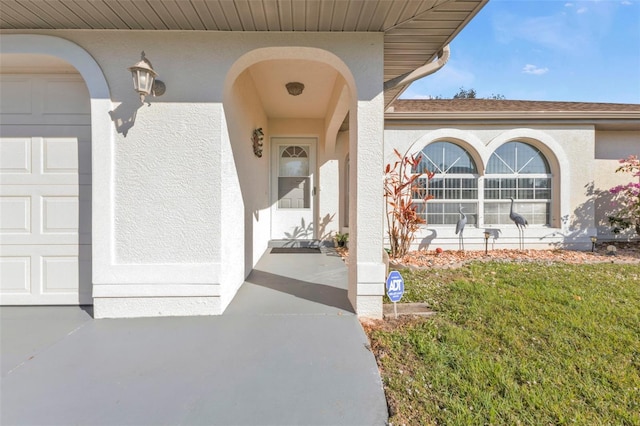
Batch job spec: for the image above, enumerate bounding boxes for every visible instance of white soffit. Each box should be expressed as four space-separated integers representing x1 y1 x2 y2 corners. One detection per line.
0 0 488 105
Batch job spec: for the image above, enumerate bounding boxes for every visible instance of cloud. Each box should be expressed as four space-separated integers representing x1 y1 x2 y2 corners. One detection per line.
621 0 632 5
522 64 549 75
492 2 618 53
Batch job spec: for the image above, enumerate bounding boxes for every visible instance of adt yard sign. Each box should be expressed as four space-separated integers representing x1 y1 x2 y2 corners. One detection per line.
386 271 404 303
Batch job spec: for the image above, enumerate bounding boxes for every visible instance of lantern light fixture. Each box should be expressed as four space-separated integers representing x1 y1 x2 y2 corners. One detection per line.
483 231 491 255
286 82 304 96
590 235 597 252
128 51 165 103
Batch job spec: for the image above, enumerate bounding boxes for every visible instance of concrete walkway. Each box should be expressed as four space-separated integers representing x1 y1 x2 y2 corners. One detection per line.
1 249 388 426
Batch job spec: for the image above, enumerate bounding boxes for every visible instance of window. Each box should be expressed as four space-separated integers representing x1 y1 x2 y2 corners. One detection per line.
278 145 310 209
484 142 551 225
412 141 479 225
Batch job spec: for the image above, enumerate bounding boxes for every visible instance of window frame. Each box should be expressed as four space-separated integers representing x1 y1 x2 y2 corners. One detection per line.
412 141 480 227
484 141 552 227
409 140 555 229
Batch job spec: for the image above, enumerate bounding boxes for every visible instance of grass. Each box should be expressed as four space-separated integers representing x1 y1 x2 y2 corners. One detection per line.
366 262 640 425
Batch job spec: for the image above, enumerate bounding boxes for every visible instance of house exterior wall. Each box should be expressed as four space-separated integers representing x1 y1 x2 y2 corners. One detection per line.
594 130 640 237
1 30 385 318
383 124 599 250
220 69 269 309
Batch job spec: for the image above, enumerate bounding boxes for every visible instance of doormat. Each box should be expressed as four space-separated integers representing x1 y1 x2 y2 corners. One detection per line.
271 247 321 254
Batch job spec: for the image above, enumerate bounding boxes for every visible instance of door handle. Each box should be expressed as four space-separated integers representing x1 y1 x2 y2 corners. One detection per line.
313 187 317 196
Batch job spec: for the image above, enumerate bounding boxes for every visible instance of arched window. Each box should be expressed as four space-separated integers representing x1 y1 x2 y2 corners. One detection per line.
485 141 551 225
412 141 479 225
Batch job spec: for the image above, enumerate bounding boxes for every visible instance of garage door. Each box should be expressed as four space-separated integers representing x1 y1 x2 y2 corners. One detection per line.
0 74 91 305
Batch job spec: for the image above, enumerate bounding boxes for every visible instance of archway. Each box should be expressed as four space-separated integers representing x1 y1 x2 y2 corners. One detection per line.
0 35 111 305
221 46 358 309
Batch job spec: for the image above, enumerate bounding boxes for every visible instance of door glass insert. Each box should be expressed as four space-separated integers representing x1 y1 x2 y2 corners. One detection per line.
278 145 310 209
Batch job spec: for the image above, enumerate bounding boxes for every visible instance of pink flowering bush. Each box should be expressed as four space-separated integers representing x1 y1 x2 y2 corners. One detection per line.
608 155 640 234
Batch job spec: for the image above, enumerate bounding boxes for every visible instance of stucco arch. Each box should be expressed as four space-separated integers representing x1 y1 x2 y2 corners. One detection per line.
488 128 571 229
222 46 358 156
405 128 486 174
223 46 358 102
1 34 114 282
222 46 384 317
0 34 110 98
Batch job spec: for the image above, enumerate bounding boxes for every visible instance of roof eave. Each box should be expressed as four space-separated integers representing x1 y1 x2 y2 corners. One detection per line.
385 111 640 121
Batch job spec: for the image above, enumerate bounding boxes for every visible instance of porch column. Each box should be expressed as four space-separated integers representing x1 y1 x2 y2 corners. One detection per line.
348 94 385 319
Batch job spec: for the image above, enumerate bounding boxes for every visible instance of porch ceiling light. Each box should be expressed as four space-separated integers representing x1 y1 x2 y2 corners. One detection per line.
286 82 304 96
128 51 165 103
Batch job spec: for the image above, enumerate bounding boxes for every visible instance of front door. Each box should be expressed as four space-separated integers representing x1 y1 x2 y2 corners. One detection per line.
271 138 316 241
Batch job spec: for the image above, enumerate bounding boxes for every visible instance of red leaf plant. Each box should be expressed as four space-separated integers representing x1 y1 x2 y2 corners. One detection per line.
384 149 434 258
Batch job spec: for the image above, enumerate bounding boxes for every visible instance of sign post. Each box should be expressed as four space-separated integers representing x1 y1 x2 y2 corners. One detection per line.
386 270 405 319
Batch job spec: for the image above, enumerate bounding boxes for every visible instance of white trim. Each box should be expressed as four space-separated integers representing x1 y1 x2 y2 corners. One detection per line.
93 284 221 298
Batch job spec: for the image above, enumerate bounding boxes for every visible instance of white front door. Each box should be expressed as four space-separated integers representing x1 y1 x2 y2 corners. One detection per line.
271 138 316 240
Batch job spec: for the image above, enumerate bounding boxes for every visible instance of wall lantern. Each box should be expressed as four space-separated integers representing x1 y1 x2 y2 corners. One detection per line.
590 235 597 252
286 82 304 96
128 51 165 103
483 231 491 255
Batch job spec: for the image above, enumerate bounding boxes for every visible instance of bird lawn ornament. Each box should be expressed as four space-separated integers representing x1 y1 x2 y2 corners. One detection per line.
455 206 467 251
509 197 528 249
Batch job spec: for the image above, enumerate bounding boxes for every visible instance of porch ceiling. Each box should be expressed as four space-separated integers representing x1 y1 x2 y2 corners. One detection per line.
0 0 488 106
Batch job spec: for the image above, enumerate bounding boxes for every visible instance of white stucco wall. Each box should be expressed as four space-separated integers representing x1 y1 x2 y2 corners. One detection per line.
2 30 385 317
221 69 270 308
383 124 597 250
114 103 219 263
593 130 640 238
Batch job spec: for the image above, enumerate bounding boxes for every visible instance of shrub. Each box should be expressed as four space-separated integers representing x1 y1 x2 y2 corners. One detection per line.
384 149 434 258
608 155 640 235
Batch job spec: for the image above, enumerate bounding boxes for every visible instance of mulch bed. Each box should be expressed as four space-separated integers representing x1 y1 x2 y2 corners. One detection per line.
337 241 640 269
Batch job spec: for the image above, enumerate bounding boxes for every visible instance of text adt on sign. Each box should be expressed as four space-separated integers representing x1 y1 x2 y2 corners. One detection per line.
386 270 404 303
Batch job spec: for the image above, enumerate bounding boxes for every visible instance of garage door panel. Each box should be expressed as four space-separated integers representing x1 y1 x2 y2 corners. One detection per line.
1 136 89 185
0 196 31 234
0 77 32 115
0 137 31 173
1 73 91 306
78 139 91 182
78 184 92 245
0 256 31 294
0 244 91 305
42 196 79 234
0 75 89 126
1 185 85 245
42 256 79 293
43 79 90 115
43 137 78 173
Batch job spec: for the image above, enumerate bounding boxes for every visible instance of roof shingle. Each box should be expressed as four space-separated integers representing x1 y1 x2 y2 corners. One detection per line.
391 99 640 113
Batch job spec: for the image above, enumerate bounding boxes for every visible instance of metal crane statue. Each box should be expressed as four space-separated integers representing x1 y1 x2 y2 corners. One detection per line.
509 197 528 249
455 206 467 251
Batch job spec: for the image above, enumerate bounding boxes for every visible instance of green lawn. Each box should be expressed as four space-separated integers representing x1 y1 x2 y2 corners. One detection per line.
366 262 640 425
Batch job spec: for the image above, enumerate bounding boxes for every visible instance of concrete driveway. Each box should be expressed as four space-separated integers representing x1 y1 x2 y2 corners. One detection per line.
1 249 388 426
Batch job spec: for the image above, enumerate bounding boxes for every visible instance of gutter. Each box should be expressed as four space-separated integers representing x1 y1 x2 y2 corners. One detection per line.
383 44 451 92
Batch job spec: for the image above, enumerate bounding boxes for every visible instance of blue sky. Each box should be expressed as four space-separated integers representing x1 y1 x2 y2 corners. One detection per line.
402 0 640 104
